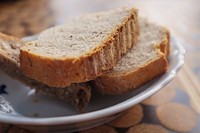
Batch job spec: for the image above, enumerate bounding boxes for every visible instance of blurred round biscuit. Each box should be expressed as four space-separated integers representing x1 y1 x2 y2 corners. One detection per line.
108 104 143 128
80 125 117 133
156 103 197 132
142 87 176 106
127 124 169 133
190 100 200 114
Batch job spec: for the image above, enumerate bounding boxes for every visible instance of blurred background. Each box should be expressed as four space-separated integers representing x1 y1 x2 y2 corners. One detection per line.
0 0 200 132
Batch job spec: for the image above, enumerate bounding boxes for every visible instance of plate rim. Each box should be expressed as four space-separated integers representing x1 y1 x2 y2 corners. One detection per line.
0 34 185 125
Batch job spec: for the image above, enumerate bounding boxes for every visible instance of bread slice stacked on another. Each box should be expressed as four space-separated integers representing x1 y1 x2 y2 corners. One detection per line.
20 8 139 87
0 7 171 112
0 33 91 112
92 18 169 95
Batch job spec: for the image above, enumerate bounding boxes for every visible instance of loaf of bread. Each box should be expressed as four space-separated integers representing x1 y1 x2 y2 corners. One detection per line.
20 8 139 87
92 18 170 95
0 33 91 112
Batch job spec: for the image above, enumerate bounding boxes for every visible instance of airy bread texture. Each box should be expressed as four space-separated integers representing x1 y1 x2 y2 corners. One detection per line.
0 33 91 112
20 8 139 87
93 18 170 95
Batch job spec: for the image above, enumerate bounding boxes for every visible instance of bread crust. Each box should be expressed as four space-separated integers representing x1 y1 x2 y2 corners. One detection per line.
93 29 169 95
20 8 139 87
0 33 91 112
155 28 170 57
94 55 168 94
0 33 24 78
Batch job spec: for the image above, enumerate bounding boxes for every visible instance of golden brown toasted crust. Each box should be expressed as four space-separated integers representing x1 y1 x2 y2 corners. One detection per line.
155 28 170 57
20 8 139 87
92 29 169 95
94 55 168 95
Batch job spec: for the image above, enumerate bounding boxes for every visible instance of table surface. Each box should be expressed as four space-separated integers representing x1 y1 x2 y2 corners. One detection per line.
0 0 200 133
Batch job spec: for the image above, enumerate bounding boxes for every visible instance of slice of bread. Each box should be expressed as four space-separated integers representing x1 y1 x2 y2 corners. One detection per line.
20 8 139 87
0 33 91 112
92 18 170 95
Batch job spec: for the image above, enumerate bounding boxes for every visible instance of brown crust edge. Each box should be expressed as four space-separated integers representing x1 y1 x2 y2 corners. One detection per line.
155 28 170 58
93 55 168 95
0 33 92 112
92 29 170 95
0 32 24 80
20 8 139 87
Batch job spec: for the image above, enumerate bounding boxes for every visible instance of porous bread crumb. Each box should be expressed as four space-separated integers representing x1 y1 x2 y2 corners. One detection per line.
112 18 166 72
93 18 169 95
24 8 132 58
20 7 139 87
0 33 22 64
0 33 91 112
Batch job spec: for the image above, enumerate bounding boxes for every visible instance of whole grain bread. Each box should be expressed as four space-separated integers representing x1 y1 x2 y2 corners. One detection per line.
20 8 139 87
0 33 91 112
92 18 170 95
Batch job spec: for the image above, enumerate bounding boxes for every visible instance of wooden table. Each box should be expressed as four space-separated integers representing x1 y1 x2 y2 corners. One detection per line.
0 0 200 132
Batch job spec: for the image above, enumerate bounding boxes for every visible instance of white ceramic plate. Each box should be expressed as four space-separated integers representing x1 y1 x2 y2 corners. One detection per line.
0 34 185 133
